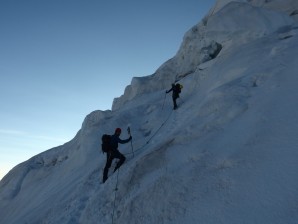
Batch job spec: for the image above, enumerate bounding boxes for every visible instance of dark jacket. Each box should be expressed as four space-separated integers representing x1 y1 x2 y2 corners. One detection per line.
167 84 180 99
110 134 131 151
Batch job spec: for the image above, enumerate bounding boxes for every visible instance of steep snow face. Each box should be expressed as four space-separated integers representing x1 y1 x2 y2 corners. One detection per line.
249 0 298 18
208 0 246 15
1 1 298 224
112 0 296 110
207 2 293 34
210 0 298 18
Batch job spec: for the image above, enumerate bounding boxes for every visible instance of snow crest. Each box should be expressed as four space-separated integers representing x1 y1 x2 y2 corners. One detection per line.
1 1 298 224
112 0 295 110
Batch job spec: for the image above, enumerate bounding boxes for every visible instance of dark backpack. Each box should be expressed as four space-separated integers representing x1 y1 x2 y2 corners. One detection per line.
101 134 112 153
175 83 182 93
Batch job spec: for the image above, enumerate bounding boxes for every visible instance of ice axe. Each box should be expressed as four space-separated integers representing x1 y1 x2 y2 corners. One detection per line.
127 126 134 157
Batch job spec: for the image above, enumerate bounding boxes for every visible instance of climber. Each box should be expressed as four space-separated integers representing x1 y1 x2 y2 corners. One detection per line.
166 83 183 110
102 128 132 183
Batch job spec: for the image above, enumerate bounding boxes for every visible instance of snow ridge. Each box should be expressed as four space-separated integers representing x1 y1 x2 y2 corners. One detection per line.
1 1 298 223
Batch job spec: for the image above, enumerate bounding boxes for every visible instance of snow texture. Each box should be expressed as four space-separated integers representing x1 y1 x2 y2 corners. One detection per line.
1 0 298 223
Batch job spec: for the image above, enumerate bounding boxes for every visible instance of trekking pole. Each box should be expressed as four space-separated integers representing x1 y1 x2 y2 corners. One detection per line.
162 92 167 110
127 126 134 157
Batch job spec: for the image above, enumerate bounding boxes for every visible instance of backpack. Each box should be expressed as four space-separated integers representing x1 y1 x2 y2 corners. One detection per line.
175 83 183 93
101 134 112 153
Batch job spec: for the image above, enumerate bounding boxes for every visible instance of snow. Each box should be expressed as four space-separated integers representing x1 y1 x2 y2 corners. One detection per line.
1 0 298 223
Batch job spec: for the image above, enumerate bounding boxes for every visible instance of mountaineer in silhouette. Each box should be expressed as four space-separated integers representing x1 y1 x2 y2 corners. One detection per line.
102 128 132 183
166 83 183 110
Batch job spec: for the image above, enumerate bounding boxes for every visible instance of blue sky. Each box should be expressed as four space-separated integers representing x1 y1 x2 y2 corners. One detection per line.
0 0 215 179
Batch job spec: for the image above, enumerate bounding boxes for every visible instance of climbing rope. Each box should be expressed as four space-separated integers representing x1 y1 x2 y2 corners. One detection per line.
125 71 199 158
111 169 120 224
109 109 173 224
108 77 196 223
107 66 211 224
161 92 167 110
124 109 173 157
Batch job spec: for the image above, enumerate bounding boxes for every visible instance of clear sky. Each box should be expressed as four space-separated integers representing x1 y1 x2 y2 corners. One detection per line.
0 0 216 180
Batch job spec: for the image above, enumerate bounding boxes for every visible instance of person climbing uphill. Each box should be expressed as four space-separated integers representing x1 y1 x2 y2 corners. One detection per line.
102 128 132 183
166 83 183 110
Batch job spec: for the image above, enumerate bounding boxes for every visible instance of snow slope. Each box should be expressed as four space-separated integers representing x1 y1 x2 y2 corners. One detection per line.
1 0 298 223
